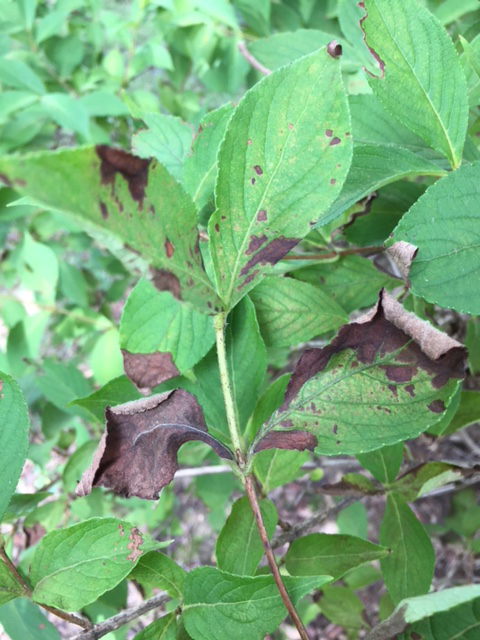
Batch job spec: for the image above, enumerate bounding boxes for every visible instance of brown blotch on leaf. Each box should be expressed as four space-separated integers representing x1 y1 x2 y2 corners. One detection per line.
253 165 263 175
330 137 341 146
251 178 256 185
240 237 298 277
215 223 220 232
127 527 144 562
247 139 252 145
122 349 180 389
246 234 268 256
325 129 333 137
327 40 343 58
254 430 318 453
96 145 151 208
330 179 336 185
151 268 182 300
75 389 234 500
257 209 267 221
281 290 466 412
0 174 12 187
288 123 294 130
164 238 175 258
333 424 338 434
404 384 415 397
238 269 260 290
428 399 446 413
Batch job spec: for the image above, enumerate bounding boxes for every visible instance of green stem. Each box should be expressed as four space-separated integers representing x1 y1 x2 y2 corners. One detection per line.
213 312 245 460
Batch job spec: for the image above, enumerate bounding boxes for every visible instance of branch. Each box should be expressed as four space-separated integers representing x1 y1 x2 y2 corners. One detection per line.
69 592 170 640
244 475 311 640
237 41 271 75
272 497 357 549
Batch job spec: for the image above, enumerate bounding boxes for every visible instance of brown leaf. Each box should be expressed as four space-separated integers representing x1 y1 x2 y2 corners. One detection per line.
387 241 417 280
122 349 180 389
254 430 317 453
76 389 233 499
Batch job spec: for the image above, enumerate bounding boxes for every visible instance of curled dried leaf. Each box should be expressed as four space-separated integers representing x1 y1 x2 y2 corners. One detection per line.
76 389 233 499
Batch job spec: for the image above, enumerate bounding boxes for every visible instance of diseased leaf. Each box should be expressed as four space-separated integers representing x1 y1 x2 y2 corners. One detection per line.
387 162 480 314
182 567 331 640
393 462 479 502
209 46 352 308
263 290 466 456
0 147 221 313
293 255 398 314
120 279 215 388
286 533 389 581
76 389 233 500
215 496 277 576
249 276 348 347
0 372 30 521
321 473 379 497
365 585 480 640
361 0 468 168
30 517 168 611
319 143 445 226
133 613 177 640
357 443 403 484
379 494 434 604
129 552 186 598
444 390 480 436
132 113 193 182
183 104 234 210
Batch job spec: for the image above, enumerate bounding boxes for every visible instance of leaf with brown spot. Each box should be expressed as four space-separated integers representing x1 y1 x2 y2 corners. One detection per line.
0 147 221 313
392 462 480 502
209 46 352 308
120 279 215 388
76 389 233 500
261 290 466 456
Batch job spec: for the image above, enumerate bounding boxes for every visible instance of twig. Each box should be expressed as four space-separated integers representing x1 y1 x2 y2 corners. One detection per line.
0 544 91 630
69 592 170 640
238 41 271 75
175 465 233 478
282 246 384 261
244 475 311 640
272 497 357 549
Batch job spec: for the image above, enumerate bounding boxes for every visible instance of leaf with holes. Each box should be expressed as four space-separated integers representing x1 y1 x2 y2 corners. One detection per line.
209 45 352 308
76 389 233 500
361 0 468 169
0 147 220 313
258 291 466 456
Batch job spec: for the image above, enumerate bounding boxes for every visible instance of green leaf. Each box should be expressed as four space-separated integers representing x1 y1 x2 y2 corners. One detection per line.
362 0 468 168
249 277 348 347
62 441 99 493
209 46 352 308
0 147 220 313
0 373 30 521
0 558 24 605
365 585 480 640
36 358 91 413
40 93 90 138
216 496 277 575
0 599 60 640
129 552 186 598
0 58 45 94
379 494 434 604
183 103 234 211
266 291 465 455
30 517 169 610
183 567 331 640
388 162 480 314
17 0 37 30
393 462 476 502
133 613 177 640
70 376 142 422
318 586 366 633
120 279 215 388
293 255 398 314
233 0 270 36
286 533 389 581
434 0 479 25
357 443 403 484
79 91 129 117
444 390 480 436
132 113 193 182
320 143 445 225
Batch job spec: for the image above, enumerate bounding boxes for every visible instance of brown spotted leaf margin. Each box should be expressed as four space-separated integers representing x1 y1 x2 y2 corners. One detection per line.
76 389 233 500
